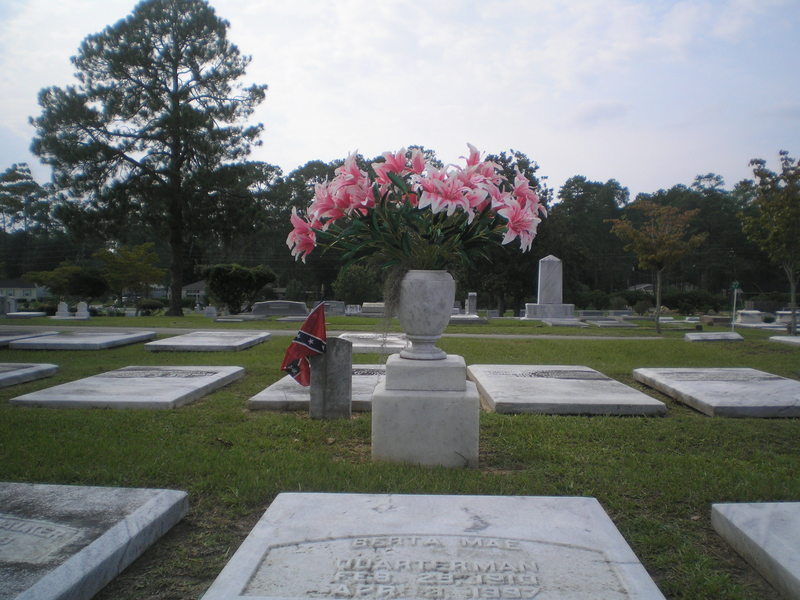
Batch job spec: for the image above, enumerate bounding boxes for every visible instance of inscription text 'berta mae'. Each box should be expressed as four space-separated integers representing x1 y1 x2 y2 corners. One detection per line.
244 534 628 599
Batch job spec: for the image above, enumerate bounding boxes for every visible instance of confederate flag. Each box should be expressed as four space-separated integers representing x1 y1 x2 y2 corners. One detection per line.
280 303 327 386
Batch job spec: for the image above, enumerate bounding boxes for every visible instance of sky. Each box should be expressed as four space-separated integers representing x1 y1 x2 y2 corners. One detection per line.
1 0 799 199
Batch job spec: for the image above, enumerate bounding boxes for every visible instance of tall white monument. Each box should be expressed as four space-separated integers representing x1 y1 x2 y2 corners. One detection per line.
524 255 575 319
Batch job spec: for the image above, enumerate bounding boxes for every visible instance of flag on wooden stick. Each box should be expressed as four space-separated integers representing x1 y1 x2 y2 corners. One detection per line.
280 303 327 386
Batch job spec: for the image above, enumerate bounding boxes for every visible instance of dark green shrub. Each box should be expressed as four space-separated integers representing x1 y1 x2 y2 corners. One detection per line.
201 264 276 314
331 265 382 304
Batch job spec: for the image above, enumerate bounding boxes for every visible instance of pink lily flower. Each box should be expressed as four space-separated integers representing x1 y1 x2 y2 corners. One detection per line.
496 197 541 252
286 208 319 262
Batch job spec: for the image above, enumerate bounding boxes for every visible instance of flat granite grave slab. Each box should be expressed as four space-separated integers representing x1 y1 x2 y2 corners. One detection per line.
770 335 800 347
9 331 156 350
10 365 244 409
712 502 800 599
0 363 58 388
248 365 384 411
144 330 271 352
338 332 407 354
467 364 667 415
200 493 665 599
0 330 58 347
685 332 743 342
0 482 187 600
5 312 47 319
632 367 800 417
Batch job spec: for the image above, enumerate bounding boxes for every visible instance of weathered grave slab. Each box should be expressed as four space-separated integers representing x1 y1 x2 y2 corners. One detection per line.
144 330 271 352
468 364 666 415
632 367 800 417
685 332 743 342
770 335 800 347
9 331 156 350
338 332 407 354
712 502 800 600
0 363 58 388
589 320 638 328
0 330 58 347
0 482 187 600
6 312 46 319
200 493 665 600
10 365 244 409
248 365 385 411
541 318 586 327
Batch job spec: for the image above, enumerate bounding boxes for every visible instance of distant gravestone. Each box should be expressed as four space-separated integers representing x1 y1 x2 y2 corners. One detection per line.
75 301 90 319
523 255 576 320
144 331 271 352
309 338 352 419
55 301 71 318
321 300 346 316
685 332 743 342
251 300 308 317
0 482 187 600
465 292 477 315
7 298 17 313
199 493 666 600
360 302 385 318
204 305 218 318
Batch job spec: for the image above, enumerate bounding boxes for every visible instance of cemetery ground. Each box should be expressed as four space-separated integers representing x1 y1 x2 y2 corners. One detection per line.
0 318 797 599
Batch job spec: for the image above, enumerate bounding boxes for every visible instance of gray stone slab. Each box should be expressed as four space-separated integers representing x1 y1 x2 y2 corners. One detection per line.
712 502 800 600
770 335 800 347
338 332 407 354
10 365 244 409
144 330 271 352
0 482 187 600
0 330 58 347
0 363 58 388
9 331 156 350
541 318 586 327
248 365 385 411
468 364 667 415
589 320 638 328
5 312 47 319
200 493 665 600
685 332 743 342
632 367 800 417
309 338 352 419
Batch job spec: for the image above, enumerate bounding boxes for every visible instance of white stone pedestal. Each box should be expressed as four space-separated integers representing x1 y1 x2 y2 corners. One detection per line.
372 354 479 467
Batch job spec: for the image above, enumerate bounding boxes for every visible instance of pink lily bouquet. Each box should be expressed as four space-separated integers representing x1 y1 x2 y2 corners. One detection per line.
287 144 546 270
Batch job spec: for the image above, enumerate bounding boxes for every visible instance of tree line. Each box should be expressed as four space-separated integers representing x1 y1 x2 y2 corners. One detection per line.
0 0 796 322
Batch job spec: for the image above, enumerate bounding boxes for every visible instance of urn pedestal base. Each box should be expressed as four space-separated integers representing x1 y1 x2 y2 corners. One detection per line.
371 354 479 468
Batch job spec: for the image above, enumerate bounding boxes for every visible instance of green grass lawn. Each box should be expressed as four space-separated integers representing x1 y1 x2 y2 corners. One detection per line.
0 321 798 599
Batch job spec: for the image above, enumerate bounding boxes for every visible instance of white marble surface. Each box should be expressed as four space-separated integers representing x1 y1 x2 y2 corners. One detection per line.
770 335 800 347
200 493 665 599
338 332 407 354
537 255 564 304
0 482 187 600
9 331 156 350
144 330 271 352
0 363 58 388
468 364 666 416
684 332 743 342
633 367 800 417
384 354 466 391
0 330 58 347
372 380 480 468
11 365 244 409
712 502 800 599
248 366 384 411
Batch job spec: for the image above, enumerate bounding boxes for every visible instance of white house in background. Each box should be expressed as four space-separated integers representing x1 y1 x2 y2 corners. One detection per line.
182 280 206 303
0 279 47 301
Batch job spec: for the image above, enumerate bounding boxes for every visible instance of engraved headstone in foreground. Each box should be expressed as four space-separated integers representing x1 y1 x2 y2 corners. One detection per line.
0 482 187 600
633 367 800 417
144 330 271 352
9 331 156 350
10 365 244 409
200 493 665 599
0 363 58 388
468 364 666 416
712 502 800 600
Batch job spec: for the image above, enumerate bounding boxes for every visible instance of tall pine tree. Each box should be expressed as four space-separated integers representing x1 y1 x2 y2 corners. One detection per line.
31 0 267 315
